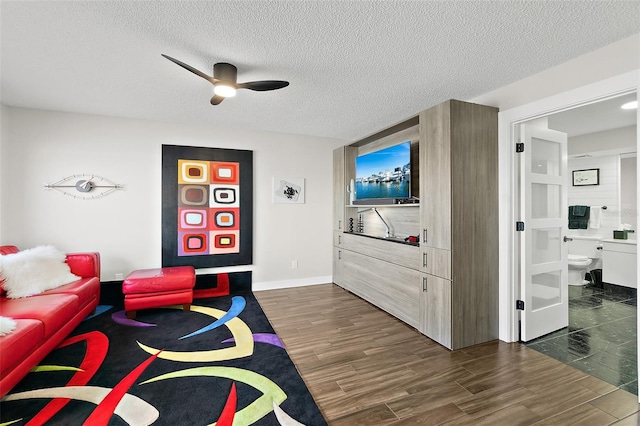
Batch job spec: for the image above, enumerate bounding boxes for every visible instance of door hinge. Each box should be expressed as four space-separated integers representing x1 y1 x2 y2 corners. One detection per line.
516 221 525 231
516 142 524 153
516 300 525 310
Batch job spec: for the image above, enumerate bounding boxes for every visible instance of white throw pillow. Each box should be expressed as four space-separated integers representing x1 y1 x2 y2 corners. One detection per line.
0 245 80 298
0 316 17 336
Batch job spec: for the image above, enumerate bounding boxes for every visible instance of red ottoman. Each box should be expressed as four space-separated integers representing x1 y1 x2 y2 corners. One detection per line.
123 266 195 319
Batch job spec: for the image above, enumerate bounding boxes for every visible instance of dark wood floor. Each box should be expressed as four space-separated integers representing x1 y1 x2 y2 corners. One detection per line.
255 283 640 425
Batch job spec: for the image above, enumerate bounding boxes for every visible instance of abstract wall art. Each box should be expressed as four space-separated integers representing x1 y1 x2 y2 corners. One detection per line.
272 177 305 204
162 145 253 268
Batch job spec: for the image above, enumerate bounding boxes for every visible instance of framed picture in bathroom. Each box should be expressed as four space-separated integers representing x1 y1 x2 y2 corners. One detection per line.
572 168 599 186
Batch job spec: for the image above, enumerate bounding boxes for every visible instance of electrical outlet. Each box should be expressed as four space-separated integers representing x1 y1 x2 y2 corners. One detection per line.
291 260 298 269
115 273 124 280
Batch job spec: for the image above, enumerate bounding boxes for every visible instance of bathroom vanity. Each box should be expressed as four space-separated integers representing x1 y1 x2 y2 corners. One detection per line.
602 239 637 288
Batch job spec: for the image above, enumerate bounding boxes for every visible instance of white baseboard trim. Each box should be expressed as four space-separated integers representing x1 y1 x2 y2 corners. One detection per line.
253 276 333 292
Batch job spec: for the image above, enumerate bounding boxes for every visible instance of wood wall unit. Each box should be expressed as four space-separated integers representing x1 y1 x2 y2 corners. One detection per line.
333 99 498 350
421 100 499 349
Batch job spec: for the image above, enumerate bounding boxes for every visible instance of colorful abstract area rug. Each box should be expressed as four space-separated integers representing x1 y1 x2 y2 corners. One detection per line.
1 293 327 425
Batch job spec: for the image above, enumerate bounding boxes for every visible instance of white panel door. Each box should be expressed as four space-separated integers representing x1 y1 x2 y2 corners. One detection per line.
520 124 569 341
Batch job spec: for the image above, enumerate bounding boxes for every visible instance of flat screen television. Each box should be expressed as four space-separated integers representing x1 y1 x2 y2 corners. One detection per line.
354 141 411 203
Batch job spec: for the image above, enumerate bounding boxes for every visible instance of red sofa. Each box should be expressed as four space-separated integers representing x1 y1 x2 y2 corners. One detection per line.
0 245 101 397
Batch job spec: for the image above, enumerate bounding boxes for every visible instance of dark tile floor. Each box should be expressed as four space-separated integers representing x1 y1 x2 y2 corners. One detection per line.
526 283 638 395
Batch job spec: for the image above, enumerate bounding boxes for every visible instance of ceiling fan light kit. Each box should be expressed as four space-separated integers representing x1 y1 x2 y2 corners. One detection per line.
213 83 236 98
162 54 289 105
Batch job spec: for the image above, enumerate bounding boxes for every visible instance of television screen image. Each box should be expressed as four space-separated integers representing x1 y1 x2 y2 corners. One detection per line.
355 141 411 201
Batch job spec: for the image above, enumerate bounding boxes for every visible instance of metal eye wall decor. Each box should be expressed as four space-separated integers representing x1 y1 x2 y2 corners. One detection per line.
44 174 123 199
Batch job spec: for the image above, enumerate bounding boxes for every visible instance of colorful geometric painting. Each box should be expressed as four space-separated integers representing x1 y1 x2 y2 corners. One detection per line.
162 145 253 268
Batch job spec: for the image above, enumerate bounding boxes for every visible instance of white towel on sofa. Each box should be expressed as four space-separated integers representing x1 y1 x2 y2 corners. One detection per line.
589 206 601 229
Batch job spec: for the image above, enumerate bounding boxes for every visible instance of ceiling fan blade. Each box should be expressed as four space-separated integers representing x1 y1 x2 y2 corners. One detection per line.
210 95 225 105
237 80 290 91
162 54 214 84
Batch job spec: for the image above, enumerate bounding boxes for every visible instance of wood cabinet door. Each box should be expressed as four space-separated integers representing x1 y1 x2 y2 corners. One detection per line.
341 249 420 328
419 274 452 349
333 248 345 288
419 103 451 250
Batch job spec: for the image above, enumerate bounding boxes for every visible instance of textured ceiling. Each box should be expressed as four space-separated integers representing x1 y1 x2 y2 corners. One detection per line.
1 1 639 141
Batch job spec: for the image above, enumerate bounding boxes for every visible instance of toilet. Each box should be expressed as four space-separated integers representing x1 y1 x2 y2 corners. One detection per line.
568 236 602 286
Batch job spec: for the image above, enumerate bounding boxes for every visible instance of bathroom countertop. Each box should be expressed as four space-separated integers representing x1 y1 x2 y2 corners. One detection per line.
602 238 637 245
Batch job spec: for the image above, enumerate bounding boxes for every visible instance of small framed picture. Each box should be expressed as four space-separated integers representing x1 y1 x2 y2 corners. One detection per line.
273 177 305 204
572 168 599 186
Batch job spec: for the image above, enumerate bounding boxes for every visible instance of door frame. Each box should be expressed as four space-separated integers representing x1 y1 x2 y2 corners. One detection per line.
498 70 639 343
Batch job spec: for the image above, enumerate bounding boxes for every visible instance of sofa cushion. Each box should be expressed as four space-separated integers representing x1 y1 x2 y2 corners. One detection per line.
123 267 195 294
0 294 79 338
0 246 80 298
0 319 44 377
44 277 100 309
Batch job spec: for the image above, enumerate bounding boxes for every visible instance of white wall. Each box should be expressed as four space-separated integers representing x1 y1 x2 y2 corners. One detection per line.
567 155 620 239
621 155 638 231
568 125 637 156
0 104 7 243
1 107 347 289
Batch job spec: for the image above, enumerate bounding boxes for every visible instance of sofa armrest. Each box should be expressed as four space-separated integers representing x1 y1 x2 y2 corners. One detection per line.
0 245 19 255
65 252 100 279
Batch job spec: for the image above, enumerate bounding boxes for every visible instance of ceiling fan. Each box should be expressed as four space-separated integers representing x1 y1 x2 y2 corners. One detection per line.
161 54 289 105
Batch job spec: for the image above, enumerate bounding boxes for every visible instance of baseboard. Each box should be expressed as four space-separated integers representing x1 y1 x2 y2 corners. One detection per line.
253 276 333 292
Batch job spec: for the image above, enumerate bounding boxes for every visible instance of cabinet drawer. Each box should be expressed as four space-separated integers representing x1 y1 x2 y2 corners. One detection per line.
340 249 420 328
420 247 451 279
603 241 637 254
339 232 421 270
